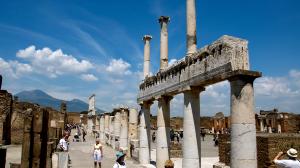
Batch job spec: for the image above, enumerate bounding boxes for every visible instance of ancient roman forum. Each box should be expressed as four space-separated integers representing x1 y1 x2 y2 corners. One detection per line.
137 0 262 167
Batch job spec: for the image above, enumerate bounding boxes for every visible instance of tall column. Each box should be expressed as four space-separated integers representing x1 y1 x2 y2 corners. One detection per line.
120 109 129 150
139 102 152 164
143 35 152 78
159 16 170 71
113 111 121 150
104 113 110 144
259 119 264 132
182 87 204 168
109 116 114 146
100 115 105 143
128 108 138 158
230 77 257 168
186 0 197 55
156 96 172 168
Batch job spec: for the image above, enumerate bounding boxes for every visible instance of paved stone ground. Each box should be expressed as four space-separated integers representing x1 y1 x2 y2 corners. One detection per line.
4 132 218 168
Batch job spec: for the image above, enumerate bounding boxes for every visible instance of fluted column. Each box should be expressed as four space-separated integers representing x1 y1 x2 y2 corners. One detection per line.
139 102 152 164
182 87 204 168
109 116 114 146
143 35 152 78
159 16 170 71
156 96 172 168
128 108 138 158
230 76 257 168
186 0 197 55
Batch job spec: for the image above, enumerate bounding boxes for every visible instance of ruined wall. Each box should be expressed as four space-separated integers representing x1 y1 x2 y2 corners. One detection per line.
217 133 300 168
0 90 12 145
67 112 81 124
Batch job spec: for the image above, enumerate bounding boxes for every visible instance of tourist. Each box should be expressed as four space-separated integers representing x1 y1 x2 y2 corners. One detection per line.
93 139 103 168
82 128 86 142
201 129 206 141
152 132 156 142
113 151 126 168
164 159 174 168
273 148 300 168
58 132 69 152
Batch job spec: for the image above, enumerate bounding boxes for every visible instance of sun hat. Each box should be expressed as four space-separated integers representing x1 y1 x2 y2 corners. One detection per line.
116 151 126 160
287 148 298 158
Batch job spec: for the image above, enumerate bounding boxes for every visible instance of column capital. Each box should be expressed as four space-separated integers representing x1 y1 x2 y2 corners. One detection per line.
143 35 152 42
228 71 262 83
154 95 173 101
158 16 170 25
179 86 205 94
139 100 153 106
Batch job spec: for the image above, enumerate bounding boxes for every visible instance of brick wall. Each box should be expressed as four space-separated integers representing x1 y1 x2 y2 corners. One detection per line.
218 133 300 168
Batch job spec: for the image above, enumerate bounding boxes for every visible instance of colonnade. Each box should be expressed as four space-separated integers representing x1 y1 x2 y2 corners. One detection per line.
97 108 139 155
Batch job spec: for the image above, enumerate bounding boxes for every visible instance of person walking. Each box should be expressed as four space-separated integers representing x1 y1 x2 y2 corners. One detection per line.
58 132 69 151
113 151 126 168
93 139 103 168
82 128 86 142
273 148 300 168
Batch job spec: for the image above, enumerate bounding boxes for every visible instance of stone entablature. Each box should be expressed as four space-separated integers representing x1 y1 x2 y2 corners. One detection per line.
138 35 254 102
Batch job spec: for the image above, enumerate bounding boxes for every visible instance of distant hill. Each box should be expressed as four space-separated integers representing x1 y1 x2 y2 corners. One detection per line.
15 90 105 113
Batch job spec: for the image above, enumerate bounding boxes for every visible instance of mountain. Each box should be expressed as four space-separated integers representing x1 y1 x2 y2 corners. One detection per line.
15 90 105 113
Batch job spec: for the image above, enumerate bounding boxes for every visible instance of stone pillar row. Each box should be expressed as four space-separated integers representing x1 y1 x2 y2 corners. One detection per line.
99 108 138 153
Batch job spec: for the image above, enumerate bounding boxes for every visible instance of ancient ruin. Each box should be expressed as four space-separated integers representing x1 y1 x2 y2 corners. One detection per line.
137 0 262 167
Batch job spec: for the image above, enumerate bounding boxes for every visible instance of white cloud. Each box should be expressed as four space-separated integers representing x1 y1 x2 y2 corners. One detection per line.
80 74 98 82
105 58 132 75
16 45 93 78
0 58 32 78
289 69 300 78
168 58 177 66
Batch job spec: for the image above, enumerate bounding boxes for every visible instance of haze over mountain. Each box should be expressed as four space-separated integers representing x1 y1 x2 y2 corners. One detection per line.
15 90 104 113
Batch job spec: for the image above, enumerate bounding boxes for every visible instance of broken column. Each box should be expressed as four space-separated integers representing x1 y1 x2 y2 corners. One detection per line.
156 96 172 168
100 114 105 143
186 0 197 55
230 76 258 168
182 87 204 168
120 108 129 150
159 16 170 71
113 110 121 150
259 119 264 132
143 35 152 78
139 102 152 164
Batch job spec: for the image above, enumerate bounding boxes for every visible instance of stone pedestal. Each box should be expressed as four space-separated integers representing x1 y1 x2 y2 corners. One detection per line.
120 109 129 150
182 88 203 168
156 96 172 168
230 77 257 168
139 102 151 164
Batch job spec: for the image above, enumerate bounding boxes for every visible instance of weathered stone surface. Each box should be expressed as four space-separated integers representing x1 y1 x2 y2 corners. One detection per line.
138 36 261 102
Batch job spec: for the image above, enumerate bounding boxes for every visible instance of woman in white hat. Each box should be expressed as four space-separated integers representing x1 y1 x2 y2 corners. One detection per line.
273 148 300 168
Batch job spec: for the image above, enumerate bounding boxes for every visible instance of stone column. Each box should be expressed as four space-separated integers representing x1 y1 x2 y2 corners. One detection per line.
120 109 129 150
268 126 272 133
113 111 121 150
128 108 138 158
182 87 204 168
104 113 110 144
159 16 170 71
143 35 152 78
100 115 105 143
156 96 172 168
139 102 152 164
230 77 257 168
109 116 114 146
186 0 197 55
278 124 281 133
260 119 264 132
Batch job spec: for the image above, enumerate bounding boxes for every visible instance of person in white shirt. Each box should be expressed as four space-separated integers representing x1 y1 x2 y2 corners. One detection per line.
59 132 69 151
273 148 300 168
113 151 126 168
93 139 103 168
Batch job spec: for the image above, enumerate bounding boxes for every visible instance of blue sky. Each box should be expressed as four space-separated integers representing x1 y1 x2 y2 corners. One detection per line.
0 0 299 116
